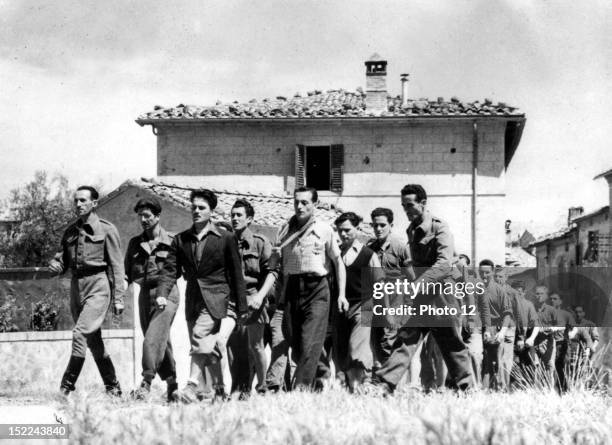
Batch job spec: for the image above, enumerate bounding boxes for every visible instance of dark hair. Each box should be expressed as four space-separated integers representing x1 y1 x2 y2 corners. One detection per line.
458 253 471 266
511 281 525 290
294 186 318 204
371 207 394 224
478 259 495 269
573 305 584 312
400 184 427 202
76 185 99 201
334 212 362 227
231 199 254 218
189 189 218 210
133 197 162 215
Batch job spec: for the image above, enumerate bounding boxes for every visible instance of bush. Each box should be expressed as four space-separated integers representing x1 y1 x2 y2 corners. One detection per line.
0 295 19 332
29 296 60 331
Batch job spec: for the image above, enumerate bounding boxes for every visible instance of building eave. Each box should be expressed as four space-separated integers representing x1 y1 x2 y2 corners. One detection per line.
135 114 525 127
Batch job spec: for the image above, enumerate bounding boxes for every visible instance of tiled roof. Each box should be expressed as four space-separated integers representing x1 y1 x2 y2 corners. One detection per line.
136 90 523 122
114 178 344 228
531 227 576 246
505 246 536 268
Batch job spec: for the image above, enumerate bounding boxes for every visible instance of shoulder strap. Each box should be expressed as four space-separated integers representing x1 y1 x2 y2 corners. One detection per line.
277 218 317 250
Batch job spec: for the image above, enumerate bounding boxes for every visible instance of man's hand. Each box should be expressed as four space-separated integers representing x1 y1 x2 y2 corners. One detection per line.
248 292 264 310
156 296 167 311
337 295 349 313
483 330 492 343
113 302 124 316
495 327 507 344
516 339 525 351
48 260 63 274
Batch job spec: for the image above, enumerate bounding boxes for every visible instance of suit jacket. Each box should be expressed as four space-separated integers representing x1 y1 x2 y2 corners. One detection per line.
157 223 247 320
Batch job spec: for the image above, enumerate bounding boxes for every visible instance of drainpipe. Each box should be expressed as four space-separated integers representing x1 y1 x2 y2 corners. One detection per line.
472 121 478 264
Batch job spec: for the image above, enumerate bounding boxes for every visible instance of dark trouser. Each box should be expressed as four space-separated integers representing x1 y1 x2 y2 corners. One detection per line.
265 307 290 390
375 325 473 390
371 326 398 372
535 334 556 386
139 286 178 382
227 324 252 392
482 327 516 391
420 332 448 390
332 301 372 387
555 340 569 392
511 345 539 388
285 275 330 390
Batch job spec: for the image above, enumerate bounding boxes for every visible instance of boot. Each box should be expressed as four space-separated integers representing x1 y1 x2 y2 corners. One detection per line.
60 356 85 395
94 355 122 397
166 378 179 403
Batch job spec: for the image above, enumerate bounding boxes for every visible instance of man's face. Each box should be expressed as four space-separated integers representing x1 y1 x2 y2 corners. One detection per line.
372 216 392 241
138 208 160 232
575 306 585 322
74 189 97 218
479 266 493 284
550 293 562 309
494 270 506 286
515 287 525 298
191 197 212 225
230 206 251 232
401 194 425 222
294 191 315 221
336 220 358 248
535 287 548 304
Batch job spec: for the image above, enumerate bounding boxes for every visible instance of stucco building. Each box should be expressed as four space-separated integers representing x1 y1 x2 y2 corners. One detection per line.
136 54 526 264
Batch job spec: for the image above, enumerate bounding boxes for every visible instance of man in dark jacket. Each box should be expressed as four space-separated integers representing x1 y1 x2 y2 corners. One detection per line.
156 189 246 402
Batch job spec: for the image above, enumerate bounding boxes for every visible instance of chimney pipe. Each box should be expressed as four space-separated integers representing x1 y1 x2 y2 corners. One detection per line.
401 73 409 107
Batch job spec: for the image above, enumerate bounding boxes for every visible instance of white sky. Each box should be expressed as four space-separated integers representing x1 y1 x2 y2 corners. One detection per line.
0 0 611 235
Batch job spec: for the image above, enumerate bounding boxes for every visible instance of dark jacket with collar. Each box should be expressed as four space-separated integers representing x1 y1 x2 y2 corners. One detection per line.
157 222 247 320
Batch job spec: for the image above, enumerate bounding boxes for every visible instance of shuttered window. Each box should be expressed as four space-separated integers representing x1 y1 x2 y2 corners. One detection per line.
294 144 344 192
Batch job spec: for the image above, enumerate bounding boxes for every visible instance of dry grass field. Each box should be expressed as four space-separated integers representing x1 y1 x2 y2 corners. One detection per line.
1 383 611 445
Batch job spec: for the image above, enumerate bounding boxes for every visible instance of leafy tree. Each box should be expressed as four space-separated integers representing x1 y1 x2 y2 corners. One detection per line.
0 171 74 267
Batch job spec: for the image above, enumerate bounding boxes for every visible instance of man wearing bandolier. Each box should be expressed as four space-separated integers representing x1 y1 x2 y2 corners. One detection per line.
373 184 473 394
49 186 124 396
124 197 179 401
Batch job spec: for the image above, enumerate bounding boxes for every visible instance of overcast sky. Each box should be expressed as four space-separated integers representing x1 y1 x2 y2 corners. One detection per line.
1 0 610 235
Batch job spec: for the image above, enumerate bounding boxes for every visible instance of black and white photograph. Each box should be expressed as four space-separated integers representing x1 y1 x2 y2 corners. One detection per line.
0 1 611 443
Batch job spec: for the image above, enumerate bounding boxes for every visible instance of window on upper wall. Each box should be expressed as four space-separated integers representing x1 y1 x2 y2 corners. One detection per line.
584 230 599 262
295 144 344 192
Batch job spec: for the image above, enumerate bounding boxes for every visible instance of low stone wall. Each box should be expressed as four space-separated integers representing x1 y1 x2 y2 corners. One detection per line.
0 330 135 391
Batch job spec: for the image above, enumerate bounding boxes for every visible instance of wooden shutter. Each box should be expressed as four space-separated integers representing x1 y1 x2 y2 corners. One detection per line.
295 144 305 188
330 144 344 192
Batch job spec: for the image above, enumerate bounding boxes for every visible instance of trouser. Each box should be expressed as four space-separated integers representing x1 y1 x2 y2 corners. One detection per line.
375 325 473 390
332 301 373 387
463 327 484 387
535 334 556 386
483 327 516 391
372 326 398 372
284 275 330 390
555 340 569 391
265 307 291 390
511 344 539 388
227 323 252 392
139 285 178 382
420 332 448 390
70 273 111 360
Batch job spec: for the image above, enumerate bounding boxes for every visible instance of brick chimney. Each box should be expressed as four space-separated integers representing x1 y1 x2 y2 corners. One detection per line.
365 53 387 115
567 206 584 226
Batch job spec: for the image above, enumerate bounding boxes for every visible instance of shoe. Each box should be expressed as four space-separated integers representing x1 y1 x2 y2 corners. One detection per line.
59 356 85 395
167 381 179 403
255 384 267 395
212 386 230 403
176 382 199 404
360 379 394 397
238 391 251 401
131 380 151 400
